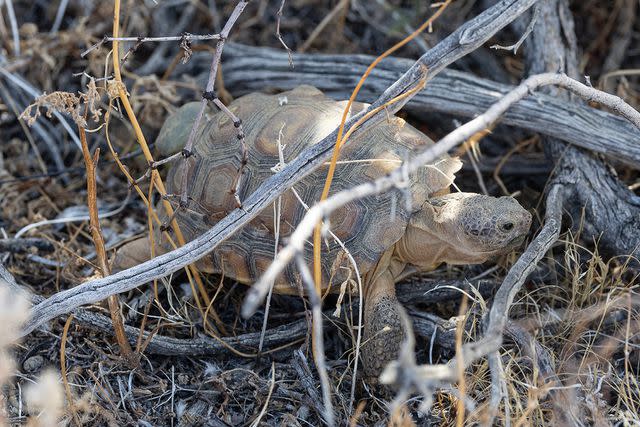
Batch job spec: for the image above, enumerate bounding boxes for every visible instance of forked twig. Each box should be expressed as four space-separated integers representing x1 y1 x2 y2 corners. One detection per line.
491 3 540 54
78 125 135 365
81 33 222 58
177 0 249 209
275 0 293 67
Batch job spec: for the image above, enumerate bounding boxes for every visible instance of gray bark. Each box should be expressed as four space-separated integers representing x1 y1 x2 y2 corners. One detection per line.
216 43 640 166
518 0 640 261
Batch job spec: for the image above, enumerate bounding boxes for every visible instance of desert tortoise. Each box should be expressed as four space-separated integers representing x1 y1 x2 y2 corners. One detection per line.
116 86 532 378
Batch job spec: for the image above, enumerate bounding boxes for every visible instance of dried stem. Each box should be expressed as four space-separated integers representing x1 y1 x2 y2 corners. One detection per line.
275 0 293 66
178 0 249 209
81 33 222 58
491 3 540 54
295 255 335 427
299 0 349 53
60 315 80 426
4 0 19 56
78 124 135 365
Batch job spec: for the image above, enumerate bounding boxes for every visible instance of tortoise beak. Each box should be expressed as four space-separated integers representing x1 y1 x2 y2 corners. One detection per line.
508 233 527 247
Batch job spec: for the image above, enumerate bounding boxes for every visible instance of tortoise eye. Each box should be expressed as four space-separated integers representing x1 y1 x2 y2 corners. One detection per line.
500 222 514 232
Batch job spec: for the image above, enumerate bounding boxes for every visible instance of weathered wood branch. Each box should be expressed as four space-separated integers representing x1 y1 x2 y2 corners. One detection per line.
520 0 640 262
0 264 305 355
220 43 640 166
20 0 541 337
2 263 461 356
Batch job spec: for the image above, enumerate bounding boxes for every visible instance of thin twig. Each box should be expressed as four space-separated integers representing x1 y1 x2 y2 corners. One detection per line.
60 315 80 426
78 124 135 365
475 185 563 425
299 0 349 53
4 0 19 56
295 255 335 427
491 3 540 54
275 0 293 67
50 0 69 33
455 297 469 426
258 126 287 355
14 197 130 239
81 33 222 58
214 98 247 204
178 0 249 209
249 363 276 427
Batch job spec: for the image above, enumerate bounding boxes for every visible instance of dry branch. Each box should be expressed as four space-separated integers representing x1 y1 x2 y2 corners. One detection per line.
20 0 541 337
0 263 458 357
519 0 640 263
80 33 222 58
0 264 304 355
78 126 134 363
220 43 640 166
176 0 249 209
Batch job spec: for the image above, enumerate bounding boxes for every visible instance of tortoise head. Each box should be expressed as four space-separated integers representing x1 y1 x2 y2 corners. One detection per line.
409 192 532 266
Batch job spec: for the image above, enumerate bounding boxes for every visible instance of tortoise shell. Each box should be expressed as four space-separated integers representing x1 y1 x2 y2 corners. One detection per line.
156 86 461 293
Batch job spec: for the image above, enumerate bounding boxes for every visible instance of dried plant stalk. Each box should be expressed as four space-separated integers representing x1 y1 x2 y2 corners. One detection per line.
78 124 135 365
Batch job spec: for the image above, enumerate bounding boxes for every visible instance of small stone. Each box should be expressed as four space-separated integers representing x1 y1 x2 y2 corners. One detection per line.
23 355 44 373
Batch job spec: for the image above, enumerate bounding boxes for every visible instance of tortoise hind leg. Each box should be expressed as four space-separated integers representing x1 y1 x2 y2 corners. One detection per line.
362 270 406 381
112 236 155 272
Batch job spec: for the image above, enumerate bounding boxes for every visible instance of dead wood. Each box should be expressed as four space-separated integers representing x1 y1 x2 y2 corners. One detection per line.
0 263 306 355
219 42 640 167
1 262 462 357
19 0 541 338
0 238 54 254
517 0 640 264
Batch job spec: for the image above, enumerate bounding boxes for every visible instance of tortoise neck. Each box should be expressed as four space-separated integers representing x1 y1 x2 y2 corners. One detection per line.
392 224 448 271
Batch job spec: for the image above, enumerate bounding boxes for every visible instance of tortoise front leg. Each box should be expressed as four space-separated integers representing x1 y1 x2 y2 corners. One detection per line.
362 269 406 380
